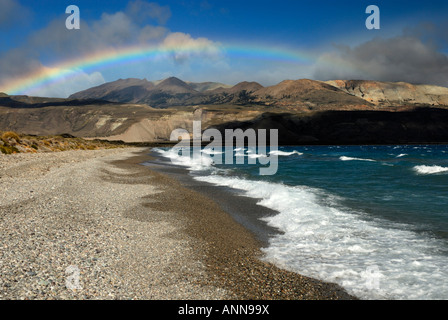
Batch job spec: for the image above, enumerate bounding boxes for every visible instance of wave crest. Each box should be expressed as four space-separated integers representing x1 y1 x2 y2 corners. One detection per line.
340 156 376 162
414 165 448 175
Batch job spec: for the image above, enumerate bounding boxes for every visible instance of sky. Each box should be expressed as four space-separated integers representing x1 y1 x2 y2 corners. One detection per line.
0 0 448 97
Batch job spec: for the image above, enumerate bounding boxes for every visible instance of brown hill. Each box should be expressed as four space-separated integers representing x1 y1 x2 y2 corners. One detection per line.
70 77 224 107
152 77 198 94
186 81 232 92
252 79 371 109
226 81 264 94
0 92 168 138
208 81 263 94
70 78 154 103
201 81 265 105
326 80 448 106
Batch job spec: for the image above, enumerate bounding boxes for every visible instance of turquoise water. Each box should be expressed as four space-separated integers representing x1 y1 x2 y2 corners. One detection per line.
154 145 448 299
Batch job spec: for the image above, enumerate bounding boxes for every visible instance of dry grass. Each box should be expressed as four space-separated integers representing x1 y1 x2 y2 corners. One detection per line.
0 130 128 155
2 131 21 142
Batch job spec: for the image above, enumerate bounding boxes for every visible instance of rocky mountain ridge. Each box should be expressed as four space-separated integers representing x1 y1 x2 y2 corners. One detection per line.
69 77 448 109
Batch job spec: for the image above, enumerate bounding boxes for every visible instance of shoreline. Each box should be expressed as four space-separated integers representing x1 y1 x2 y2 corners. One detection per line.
0 147 356 300
138 149 356 300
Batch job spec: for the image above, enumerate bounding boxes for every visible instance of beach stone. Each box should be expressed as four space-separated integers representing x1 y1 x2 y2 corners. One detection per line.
0 148 228 300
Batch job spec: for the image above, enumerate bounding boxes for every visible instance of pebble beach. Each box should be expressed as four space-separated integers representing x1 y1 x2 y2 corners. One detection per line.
0 148 354 300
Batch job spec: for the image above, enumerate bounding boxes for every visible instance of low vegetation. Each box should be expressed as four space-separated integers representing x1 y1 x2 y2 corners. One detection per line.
0 131 127 155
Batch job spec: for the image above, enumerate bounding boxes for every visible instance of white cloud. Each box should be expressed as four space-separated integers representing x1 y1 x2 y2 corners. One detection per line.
161 32 222 62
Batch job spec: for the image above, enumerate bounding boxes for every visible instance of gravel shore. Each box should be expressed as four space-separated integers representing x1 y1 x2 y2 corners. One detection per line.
0 148 227 299
0 148 355 300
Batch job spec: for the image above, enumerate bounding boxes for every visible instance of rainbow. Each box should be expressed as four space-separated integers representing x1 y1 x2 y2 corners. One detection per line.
1 42 318 96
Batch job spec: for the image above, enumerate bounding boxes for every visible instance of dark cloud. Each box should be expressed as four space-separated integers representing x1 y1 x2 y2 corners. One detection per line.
0 48 42 79
0 0 31 29
314 34 448 87
125 0 171 25
6 3 172 67
403 22 448 51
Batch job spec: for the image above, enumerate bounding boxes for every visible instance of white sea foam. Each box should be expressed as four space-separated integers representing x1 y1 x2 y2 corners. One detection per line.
232 148 272 159
153 147 214 171
247 153 266 159
340 156 376 162
269 150 303 156
396 154 408 158
201 148 224 155
414 165 448 175
195 174 448 300
234 152 247 157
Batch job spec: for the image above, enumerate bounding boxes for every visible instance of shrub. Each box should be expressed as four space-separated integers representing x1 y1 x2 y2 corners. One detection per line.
0 145 19 154
2 131 20 142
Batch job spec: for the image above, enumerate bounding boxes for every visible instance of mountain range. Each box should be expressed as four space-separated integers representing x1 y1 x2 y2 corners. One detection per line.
1 77 448 145
69 77 448 109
